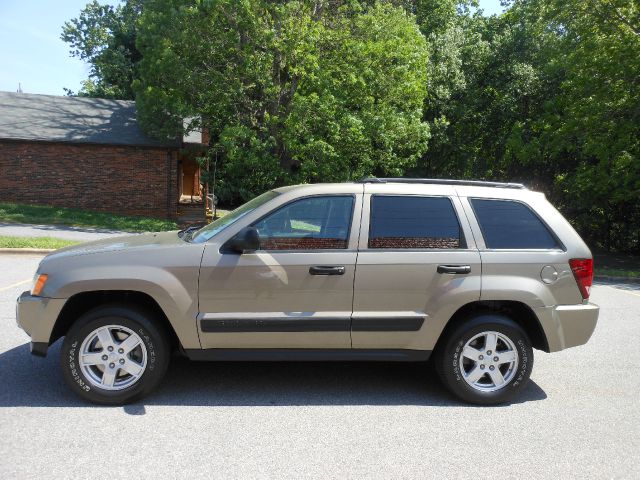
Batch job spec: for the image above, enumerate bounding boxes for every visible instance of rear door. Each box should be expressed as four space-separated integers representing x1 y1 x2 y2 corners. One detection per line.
352 184 481 352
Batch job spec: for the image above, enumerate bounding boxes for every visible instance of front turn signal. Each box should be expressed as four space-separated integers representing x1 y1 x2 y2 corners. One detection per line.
31 274 49 296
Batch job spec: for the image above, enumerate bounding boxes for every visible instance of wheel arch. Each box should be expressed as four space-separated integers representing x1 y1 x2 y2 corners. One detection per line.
435 300 550 354
50 290 181 351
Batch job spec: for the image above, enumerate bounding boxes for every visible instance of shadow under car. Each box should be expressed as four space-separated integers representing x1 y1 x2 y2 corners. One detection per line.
0 341 547 410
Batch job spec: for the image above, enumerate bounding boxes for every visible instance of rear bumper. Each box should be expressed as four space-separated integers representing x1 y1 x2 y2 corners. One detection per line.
16 291 66 357
535 303 599 352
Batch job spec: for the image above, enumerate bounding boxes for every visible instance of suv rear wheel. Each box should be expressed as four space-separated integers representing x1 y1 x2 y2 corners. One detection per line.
61 305 170 405
435 313 534 404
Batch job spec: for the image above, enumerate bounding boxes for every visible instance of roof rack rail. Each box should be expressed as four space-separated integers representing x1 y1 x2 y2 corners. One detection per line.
358 178 526 189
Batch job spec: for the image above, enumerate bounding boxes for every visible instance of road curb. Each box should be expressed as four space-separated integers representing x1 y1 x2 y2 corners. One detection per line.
594 275 640 284
0 248 54 255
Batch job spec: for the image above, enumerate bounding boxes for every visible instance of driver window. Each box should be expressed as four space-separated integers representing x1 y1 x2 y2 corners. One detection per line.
252 195 354 250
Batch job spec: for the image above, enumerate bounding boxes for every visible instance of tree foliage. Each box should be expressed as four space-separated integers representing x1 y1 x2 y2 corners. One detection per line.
62 0 640 252
134 0 430 202
61 0 142 98
413 0 639 252
540 0 640 252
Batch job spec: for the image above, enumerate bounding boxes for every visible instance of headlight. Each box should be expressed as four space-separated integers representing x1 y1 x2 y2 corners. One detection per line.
31 274 48 296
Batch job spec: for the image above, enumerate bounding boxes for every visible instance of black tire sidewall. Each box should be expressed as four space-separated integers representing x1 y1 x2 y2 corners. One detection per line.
438 314 534 404
61 305 169 405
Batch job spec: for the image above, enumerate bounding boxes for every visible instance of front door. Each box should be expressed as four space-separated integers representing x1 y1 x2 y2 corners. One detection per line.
198 194 361 349
180 157 200 198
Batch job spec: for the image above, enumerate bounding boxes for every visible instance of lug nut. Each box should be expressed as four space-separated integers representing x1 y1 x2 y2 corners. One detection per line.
118 348 124 354
494 356 499 362
101 355 108 361
486 350 492 355
480 364 485 370
489 365 495 371
119 359 125 365
479 355 484 360
109 363 115 369
107 346 114 352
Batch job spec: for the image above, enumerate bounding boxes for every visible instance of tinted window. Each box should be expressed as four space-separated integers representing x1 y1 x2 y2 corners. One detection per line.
471 198 559 249
253 196 354 250
369 196 464 249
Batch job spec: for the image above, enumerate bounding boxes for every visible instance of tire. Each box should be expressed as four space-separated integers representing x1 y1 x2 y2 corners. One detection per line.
434 313 534 405
61 304 170 405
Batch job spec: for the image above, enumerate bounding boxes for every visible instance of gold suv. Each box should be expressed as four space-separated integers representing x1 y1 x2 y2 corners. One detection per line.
17 179 599 404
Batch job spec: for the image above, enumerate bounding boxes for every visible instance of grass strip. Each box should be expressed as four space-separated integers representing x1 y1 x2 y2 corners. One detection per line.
0 236 81 249
0 202 178 232
596 268 640 278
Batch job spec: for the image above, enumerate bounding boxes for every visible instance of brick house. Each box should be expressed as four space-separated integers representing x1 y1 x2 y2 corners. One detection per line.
0 91 206 220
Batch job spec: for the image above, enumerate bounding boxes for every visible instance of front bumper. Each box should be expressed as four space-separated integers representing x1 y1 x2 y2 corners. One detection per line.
16 291 66 357
535 302 600 352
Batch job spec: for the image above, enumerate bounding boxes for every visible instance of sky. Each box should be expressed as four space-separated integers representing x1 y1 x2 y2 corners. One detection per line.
0 0 505 96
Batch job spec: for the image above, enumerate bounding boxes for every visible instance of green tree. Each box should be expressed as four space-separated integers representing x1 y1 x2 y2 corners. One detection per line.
60 0 639 251
135 0 430 203
539 0 640 251
493 0 640 252
413 0 639 252
61 0 142 99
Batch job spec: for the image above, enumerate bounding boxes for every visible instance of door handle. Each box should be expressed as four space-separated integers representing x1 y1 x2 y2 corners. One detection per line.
309 265 345 276
437 265 471 274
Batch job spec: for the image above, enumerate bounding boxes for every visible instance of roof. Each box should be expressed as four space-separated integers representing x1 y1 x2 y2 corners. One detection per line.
0 91 179 148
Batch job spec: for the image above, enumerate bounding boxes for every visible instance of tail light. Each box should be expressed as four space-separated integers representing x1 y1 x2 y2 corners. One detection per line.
569 258 593 300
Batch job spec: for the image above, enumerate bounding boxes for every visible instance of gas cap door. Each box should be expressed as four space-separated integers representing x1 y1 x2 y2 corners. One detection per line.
540 265 559 284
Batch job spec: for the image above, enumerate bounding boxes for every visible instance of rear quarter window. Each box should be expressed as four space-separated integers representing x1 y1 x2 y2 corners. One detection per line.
470 198 560 249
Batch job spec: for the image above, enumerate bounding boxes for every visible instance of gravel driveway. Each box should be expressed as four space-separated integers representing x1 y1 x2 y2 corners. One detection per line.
0 254 639 479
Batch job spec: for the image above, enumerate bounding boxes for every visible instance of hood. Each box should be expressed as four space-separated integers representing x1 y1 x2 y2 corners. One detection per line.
45 231 183 260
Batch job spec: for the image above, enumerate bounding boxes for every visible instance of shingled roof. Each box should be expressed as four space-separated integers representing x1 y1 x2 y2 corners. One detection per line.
0 91 179 148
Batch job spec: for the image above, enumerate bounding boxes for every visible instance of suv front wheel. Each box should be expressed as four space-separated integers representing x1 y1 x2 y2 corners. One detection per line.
435 314 534 404
61 305 170 405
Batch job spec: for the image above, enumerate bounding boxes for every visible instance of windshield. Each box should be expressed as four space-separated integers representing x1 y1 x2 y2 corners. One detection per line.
190 190 280 243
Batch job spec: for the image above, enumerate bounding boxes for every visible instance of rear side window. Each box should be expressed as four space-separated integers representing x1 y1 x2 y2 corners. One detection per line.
470 198 560 249
369 196 464 249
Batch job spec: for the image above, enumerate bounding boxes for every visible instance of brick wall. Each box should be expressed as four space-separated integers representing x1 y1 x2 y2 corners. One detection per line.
0 140 178 219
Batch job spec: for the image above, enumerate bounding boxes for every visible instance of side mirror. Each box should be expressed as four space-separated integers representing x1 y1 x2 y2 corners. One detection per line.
225 226 260 253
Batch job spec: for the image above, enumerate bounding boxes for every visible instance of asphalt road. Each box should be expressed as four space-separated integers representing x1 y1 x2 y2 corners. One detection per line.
1 253 639 479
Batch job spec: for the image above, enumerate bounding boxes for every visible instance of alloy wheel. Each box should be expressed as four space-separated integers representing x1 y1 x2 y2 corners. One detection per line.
78 325 148 391
458 331 519 392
